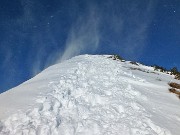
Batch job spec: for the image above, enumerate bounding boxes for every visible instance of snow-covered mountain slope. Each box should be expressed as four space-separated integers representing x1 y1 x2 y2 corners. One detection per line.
0 55 180 135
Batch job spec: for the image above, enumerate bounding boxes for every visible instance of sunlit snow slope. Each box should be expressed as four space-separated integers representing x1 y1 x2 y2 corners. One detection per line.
0 55 180 135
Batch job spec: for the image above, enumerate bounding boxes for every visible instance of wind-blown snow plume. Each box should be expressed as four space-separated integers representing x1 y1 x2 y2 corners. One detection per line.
59 7 100 61
59 0 156 61
20 0 156 76
0 0 157 92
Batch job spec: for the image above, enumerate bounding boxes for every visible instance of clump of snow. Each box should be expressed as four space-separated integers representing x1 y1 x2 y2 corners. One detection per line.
0 55 180 135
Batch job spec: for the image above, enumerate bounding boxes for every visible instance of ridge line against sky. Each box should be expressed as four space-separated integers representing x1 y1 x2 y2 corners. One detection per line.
0 0 179 92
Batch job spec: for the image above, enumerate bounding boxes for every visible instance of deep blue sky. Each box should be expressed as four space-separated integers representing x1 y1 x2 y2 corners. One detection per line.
0 0 179 93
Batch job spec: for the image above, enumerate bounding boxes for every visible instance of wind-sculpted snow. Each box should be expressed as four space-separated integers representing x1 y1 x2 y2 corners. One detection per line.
0 55 179 135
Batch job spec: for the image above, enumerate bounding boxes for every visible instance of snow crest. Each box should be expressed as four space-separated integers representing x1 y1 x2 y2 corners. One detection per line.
0 55 178 135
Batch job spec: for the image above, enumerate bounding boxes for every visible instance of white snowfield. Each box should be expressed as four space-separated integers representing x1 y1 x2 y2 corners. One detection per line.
0 55 180 135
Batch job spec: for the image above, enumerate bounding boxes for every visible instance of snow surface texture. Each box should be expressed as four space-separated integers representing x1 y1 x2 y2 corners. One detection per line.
0 55 180 135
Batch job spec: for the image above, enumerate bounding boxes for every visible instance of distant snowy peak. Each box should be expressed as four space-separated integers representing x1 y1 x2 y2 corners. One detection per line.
0 55 180 135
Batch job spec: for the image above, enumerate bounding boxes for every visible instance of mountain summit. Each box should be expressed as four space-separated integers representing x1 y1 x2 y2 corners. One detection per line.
0 55 180 135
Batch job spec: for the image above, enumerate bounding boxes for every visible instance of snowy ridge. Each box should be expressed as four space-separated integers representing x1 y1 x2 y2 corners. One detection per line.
0 55 180 135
